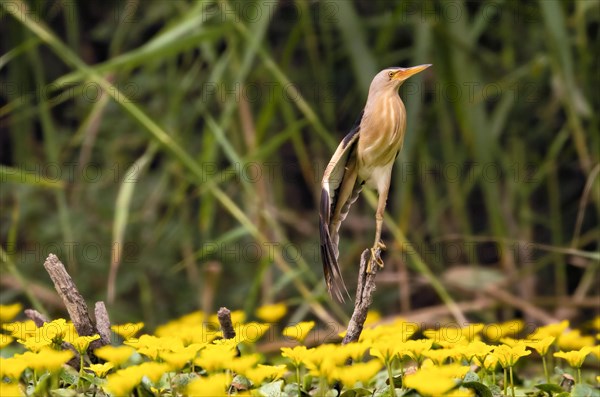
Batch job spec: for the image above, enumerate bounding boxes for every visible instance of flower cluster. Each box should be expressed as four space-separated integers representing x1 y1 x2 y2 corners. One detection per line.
0 303 598 396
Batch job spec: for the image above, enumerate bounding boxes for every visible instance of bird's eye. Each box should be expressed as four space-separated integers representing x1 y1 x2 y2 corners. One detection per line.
388 71 394 78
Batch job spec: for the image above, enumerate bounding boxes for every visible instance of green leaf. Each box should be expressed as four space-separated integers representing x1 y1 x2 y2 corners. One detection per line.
489 384 504 397
535 383 565 396
463 371 481 383
340 388 373 397
231 374 251 391
171 372 199 388
257 380 284 397
0 165 65 189
283 383 310 396
462 381 493 397
570 384 599 397
33 372 52 395
59 366 79 386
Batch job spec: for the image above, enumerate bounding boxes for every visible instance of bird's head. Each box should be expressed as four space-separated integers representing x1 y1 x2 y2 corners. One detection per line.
370 64 432 93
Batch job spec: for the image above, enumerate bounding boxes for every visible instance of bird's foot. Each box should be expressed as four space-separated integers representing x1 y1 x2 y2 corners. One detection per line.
366 246 385 274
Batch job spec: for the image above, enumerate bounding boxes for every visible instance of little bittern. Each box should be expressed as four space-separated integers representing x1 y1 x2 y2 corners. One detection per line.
320 65 431 301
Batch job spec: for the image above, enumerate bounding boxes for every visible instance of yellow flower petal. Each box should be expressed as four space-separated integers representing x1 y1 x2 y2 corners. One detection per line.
94 345 135 366
186 373 229 396
282 321 315 343
255 303 287 323
0 303 22 323
111 322 144 340
554 347 593 368
86 362 114 377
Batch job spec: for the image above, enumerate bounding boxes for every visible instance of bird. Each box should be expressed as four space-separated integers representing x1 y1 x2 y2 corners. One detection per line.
319 64 431 302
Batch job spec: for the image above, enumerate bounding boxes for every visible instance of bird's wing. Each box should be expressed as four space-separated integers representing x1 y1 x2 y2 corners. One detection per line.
319 112 364 301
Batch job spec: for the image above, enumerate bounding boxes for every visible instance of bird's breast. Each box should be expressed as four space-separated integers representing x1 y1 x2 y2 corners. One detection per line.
357 96 406 185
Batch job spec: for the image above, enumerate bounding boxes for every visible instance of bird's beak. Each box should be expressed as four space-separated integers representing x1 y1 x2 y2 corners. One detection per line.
393 64 432 80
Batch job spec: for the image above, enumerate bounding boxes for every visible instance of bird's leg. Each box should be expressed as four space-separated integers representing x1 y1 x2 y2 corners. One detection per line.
367 186 389 273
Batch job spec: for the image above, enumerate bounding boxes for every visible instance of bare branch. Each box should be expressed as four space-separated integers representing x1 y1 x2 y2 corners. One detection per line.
217 307 236 340
342 248 381 345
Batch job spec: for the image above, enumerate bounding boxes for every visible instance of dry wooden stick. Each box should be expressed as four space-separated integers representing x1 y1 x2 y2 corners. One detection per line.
342 248 381 345
94 301 112 345
44 254 95 336
24 308 49 327
43 254 108 352
217 307 236 340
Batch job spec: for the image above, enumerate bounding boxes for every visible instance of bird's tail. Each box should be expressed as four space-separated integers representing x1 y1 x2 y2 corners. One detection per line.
319 206 350 303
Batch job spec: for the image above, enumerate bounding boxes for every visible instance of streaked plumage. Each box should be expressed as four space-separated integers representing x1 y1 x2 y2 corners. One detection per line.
320 65 431 301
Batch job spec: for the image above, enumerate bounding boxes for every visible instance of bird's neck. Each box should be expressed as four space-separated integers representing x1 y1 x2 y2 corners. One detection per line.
364 90 403 118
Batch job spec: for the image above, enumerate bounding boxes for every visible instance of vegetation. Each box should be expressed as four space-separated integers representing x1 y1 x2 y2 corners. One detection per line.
1 304 599 396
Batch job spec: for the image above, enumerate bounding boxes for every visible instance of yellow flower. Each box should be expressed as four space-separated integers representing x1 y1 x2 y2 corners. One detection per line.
155 311 221 344
40 319 69 343
305 356 337 382
236 322 270 344
0 303 22 323
525 336 555 356
186 373 229 396
364 311 382 326
554 347 593 368
255 303 287 323
0 356 28 379
86 362 114 377
194 341 237 371
124 334 184 360
423 328 468 347
105 367 144 396
29 348 74 372
458 341 493 364
0 334 14 349
17 336 51 352
304 344 346 366
492 343 531 368
282 321 315 343
476 354 499 372
243 364 287 385
557 330 595 351
111 322 144 340
94 345 135 366
592 345 600 360
483 320 524 342
0 381 24 397
529 320 569 339
339 342 368 362
403 364 468 396
226 353 261 374
137 362 171 382
69 334 100 354
423 348 457 366
160 344 202 370
403 339 433 364
358 319 417 343
281 345 309 366
370 340 401 364
2 320 36 340
335 360 381 387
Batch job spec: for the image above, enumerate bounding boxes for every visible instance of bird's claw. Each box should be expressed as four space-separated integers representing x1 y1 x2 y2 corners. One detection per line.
366 247 384 274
